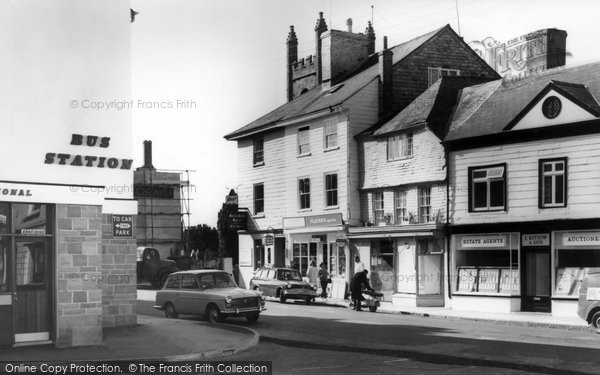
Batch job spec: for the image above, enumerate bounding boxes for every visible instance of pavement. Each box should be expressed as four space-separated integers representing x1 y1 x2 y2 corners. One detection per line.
0 314 258 362
0 289 590 362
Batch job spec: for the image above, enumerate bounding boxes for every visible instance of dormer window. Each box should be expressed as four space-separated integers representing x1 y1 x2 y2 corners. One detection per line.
428 67 460 87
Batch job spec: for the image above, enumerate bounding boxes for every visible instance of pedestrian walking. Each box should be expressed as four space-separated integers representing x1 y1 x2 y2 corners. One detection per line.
318 262 329 298
307 261 318 287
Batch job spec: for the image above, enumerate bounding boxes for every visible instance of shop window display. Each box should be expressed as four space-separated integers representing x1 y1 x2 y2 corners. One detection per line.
554 231 600 297
454 234 519 294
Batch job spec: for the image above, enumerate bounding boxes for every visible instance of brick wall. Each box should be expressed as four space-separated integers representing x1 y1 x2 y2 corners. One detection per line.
56 204 103 347
101 213 137 327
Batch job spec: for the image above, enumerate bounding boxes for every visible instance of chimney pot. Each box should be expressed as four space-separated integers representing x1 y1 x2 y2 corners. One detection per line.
383 35 388 50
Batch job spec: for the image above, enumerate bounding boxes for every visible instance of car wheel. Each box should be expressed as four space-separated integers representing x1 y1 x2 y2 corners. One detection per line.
279 292 287 304
246 312 260 323
304 296 311 305
368 306 378 313
207 305 223 323
164 303 178 319
591 311 600 333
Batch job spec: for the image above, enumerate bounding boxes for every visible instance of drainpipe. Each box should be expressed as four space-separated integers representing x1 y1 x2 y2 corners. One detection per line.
445 146 452 300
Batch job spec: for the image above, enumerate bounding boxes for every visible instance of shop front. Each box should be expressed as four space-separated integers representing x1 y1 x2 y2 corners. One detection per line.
450 226 600 317
283 213 348 296
348 224 445 307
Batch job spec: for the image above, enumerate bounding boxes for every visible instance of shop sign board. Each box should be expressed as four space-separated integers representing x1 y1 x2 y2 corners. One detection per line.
264 234 274 246
112 214 133 237
239 247 252 267
228 212 247 230
283 213 343 229
562 232 600 247
460 235 506 248
522 234 549 246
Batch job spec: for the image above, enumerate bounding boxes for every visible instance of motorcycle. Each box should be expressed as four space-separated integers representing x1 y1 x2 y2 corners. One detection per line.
349 289 383 312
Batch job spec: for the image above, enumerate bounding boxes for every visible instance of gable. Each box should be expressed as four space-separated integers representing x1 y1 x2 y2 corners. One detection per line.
507 83 600 131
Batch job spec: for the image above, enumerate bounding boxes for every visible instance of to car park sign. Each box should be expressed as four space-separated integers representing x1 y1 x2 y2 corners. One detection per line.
112 214 133 237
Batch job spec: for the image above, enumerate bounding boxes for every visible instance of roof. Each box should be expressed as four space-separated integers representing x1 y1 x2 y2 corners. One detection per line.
224 25 461 141
445 62 600 142
372 76 497 140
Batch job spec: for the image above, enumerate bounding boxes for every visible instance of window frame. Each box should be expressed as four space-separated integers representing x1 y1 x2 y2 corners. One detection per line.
428 67 461 87
373 191 385 225
539 157 567 208
253 137 264 166
324 173 338 207
468 163 507 213
298 177 311 210
418 186 431 223
323 120 338 150
253 183 264 215
394 189 407 224
386 132 413 161
297 126 310 156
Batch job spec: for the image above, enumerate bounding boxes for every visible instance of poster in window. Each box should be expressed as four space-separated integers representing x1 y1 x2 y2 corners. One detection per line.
457 267 477 292
499 269 519 293
239 247 252 267
555 268 584 296
478 268 499 292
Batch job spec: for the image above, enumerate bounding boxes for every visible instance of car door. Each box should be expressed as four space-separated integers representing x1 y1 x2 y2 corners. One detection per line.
264 269 277 296
176 274 201 315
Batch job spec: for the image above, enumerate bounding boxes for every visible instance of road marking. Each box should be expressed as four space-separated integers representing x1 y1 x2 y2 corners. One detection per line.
383 358 410 363
293 365 347 371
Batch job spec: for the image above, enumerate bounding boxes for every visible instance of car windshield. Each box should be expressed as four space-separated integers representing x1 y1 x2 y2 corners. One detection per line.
277 270 302 281
197 273 237 290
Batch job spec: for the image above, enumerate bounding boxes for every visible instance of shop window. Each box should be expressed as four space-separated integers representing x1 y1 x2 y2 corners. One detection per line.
428 67 460 87
253 137 264 165
469 164 506 212
292 243 317 276
298 127 310 155
387 133 413 161
299 178 311 209
394 190 407 224
324 120 338 150
554 231 600 297
373 191 385 225
418 187 431 223
253 184 264 215
325 173 338 207
328 243 346 277
370 241 394 298
0 203 8 234
454 234 519 294
539 158 567 208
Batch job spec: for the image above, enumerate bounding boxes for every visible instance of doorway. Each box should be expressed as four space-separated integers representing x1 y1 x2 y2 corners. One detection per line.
521 247 551 312
0 203 54 346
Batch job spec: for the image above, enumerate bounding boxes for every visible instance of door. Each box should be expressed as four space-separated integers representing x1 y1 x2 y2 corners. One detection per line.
14 237 52 343
0 237 12 346
521 247 551 312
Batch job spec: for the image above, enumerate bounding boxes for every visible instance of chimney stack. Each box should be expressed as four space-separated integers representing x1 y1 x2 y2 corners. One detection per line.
286 26 298 102
379 36 393 115
142 140 155 169
346 18 353 33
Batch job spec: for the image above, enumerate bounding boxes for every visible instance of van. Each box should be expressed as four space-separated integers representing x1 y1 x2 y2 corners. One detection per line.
577 269 600 333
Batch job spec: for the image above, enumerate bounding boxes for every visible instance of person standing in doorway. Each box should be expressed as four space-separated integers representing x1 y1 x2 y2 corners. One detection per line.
318 262 329 298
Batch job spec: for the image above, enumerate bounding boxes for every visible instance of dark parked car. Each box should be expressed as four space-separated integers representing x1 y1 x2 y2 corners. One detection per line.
154 270 265 323
250 267 318 304
578 269 600 333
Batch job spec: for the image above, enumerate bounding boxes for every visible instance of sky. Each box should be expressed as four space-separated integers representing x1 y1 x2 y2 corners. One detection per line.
129 0 600 228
